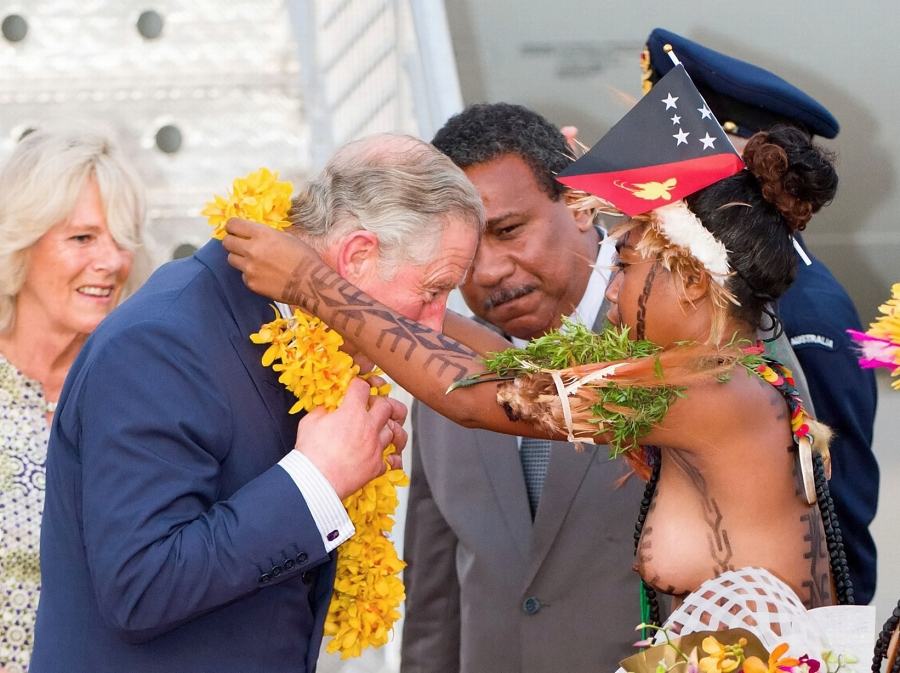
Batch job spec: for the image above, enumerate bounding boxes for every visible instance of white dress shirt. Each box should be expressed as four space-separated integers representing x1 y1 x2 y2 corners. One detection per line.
278 451 355 552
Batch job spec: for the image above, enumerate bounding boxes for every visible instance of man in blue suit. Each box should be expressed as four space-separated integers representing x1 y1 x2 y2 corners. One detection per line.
31 134 483 672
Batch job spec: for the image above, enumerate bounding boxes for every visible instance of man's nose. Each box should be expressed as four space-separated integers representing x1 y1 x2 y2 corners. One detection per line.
467 243 514 288
419 297 449 333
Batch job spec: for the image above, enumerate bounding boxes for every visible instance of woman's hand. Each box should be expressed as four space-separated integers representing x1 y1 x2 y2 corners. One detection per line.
222 218 314 301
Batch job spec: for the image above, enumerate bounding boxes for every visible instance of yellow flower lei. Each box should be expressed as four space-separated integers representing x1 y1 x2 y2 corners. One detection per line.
202 167 293 240
204 169 409 659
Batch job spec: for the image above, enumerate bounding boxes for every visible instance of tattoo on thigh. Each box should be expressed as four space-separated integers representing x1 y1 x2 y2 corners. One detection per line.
635 260 660 340
668 449 734 576
282 261 479 380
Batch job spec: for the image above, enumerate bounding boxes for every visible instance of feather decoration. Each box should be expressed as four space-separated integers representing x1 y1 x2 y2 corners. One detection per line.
495 339 743 458
848 282 900 389
452 320 750 462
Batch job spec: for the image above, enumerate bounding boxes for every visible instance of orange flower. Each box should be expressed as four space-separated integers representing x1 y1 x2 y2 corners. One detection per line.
744 643 800 673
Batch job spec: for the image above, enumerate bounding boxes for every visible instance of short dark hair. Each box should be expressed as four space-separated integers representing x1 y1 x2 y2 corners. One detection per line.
432 102 570 200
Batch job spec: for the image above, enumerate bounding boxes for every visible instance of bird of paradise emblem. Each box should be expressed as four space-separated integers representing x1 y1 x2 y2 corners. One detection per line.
614 177 677 201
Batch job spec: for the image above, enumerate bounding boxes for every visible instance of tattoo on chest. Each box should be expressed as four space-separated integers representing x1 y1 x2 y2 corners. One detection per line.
668 450 735 576
635 260 660 341
636 483 679 595
792 453 831 607
282 262 479 381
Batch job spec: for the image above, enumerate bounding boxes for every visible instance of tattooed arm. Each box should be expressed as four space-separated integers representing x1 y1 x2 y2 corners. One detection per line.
221 219 768 450
223 218 552 437
442 309 514 356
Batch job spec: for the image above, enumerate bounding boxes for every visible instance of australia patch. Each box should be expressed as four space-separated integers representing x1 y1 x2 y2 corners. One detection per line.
789 333 835 350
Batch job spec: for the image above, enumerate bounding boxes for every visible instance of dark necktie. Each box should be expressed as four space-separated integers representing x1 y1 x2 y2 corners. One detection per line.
520 436 551 518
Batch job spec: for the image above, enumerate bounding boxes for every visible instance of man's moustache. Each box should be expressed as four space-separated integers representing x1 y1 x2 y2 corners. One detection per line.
484 285 536 311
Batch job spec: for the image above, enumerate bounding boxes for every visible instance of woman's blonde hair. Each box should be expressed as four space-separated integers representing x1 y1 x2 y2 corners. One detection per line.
288 133 484 278
0 125 147 331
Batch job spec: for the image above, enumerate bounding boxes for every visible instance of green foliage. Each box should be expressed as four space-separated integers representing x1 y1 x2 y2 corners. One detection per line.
482 319 662 373
482 321 679 458
452 321 762 460
586 385 678 458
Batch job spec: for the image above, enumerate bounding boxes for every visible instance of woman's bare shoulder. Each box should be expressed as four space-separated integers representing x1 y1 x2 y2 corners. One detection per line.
643 367 781 452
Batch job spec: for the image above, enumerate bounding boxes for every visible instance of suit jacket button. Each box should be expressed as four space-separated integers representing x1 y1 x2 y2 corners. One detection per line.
522 597 541 615
296 552 308 564
301 571 313 585
259 573 272 584
283 558 295 571
271 565 282 578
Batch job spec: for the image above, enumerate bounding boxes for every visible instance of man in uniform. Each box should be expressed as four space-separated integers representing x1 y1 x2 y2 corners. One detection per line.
400 103 643 673
643 28 879 604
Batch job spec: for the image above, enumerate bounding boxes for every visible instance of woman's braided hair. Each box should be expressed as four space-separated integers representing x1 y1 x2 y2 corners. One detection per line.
872 599 900 673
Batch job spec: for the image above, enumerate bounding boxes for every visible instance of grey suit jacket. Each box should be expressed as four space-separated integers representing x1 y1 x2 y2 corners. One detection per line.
401 310 645 673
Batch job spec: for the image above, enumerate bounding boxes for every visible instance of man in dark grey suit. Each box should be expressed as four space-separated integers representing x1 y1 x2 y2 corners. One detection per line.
400 103 644 673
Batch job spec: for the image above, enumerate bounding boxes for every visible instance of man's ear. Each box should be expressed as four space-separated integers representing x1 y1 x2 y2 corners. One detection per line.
335 230 380 282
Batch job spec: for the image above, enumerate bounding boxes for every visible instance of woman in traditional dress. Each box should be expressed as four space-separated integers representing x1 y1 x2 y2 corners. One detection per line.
222 124 848 622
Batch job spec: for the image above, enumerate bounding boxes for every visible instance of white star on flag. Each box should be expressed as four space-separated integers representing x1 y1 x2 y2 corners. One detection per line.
662 93 679 110
699 132 717 150
670 114 681 125
698 105 713 120
673 128 690 146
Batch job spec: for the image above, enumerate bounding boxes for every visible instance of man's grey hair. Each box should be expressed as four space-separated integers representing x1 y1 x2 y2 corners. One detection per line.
288 133 484 277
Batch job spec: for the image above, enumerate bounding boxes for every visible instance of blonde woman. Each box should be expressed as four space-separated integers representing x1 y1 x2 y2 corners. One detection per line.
0 126 145 671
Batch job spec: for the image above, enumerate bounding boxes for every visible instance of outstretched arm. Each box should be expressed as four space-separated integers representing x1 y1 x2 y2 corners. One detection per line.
222 219 755 452
223 218 549 437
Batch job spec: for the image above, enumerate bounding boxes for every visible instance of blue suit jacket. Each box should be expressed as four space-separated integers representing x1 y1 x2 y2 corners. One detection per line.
32 241 336 672
779 247 879 604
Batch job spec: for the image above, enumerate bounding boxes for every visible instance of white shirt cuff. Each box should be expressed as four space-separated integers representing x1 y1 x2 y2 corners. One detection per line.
278 451 355 552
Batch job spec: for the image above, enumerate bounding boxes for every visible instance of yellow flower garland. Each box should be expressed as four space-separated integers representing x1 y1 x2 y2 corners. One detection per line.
202 167 293 240
204 170 409 659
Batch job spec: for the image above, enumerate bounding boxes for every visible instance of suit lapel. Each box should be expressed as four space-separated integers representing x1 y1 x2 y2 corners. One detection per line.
195 240 298 455
524 441 599 586
474 429 532 561
523 307 611 586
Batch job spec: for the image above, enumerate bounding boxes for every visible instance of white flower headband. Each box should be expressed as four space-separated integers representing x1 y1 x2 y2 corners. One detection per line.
651 200 730 286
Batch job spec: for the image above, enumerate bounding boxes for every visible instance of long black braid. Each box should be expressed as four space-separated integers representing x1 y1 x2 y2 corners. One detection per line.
634 448 662 627
871 599 900 673
813 452 854 605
